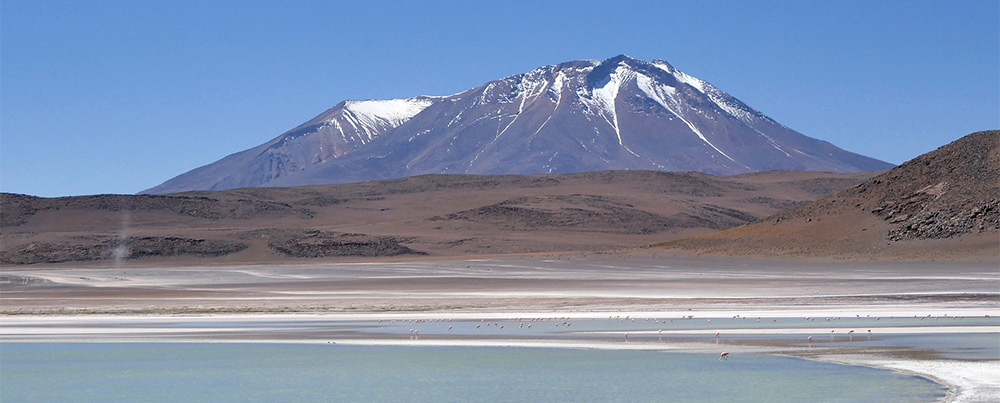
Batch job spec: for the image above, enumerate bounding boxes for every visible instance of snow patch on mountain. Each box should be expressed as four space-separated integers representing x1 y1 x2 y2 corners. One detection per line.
635 73 678 107
674 71 708 93
651 60 764 126
635 72 737 164
343 98 434 128
583 65 640 157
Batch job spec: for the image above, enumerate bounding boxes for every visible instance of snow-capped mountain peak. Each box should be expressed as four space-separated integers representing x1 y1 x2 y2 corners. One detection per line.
143 55 892 194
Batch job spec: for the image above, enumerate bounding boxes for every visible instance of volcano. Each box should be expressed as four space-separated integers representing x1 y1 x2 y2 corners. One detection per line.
144 55 891 194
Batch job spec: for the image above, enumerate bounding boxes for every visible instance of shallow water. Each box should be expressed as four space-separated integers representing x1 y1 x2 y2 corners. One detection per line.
96 315 995 360
1 343 945 402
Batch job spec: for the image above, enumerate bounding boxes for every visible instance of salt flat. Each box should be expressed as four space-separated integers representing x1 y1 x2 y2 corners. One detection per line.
2 255 996 314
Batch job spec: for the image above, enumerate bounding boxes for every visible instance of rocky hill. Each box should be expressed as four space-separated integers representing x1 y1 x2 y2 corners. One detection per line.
659 131 999 259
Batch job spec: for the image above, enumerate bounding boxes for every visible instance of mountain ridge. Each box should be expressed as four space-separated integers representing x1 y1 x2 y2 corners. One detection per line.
144 55 891 194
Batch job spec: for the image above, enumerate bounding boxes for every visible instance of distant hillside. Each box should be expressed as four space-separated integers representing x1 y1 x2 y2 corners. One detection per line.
1 170 873 265
659 130 1000 260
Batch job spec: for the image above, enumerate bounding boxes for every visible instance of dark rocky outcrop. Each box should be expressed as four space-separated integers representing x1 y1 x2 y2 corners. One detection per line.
0 236 248 265
239 229 424 258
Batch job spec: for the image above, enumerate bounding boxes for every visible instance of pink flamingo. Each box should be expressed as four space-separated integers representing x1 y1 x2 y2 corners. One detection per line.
719 352 730 361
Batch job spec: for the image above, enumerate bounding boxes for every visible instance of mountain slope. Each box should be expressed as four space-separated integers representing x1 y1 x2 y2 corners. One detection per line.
144 55 891 194
147 97 442 194
659 130 1000 259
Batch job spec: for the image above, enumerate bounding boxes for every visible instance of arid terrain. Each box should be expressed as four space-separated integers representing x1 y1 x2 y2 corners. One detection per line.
1 170 873 266
659 130 1000 260
2 254 995 315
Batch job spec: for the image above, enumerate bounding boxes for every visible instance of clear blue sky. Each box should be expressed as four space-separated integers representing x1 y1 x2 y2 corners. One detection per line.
3 0 997 197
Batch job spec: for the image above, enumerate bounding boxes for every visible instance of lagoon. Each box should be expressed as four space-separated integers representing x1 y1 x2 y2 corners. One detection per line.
1 343 945 402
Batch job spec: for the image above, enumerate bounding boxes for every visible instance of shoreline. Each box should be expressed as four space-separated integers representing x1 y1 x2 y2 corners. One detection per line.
3 311 998 402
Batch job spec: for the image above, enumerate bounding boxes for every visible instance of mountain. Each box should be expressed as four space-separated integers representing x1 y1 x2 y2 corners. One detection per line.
143 55 892 194
658 130 1000 259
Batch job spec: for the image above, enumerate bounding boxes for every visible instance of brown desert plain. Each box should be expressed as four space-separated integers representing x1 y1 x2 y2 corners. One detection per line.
1 131 998 402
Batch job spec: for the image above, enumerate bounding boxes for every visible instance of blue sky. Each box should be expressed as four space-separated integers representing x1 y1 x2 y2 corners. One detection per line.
2 0 997 197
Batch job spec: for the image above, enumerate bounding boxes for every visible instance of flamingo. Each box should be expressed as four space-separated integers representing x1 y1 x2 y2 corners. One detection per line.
719 352 730 361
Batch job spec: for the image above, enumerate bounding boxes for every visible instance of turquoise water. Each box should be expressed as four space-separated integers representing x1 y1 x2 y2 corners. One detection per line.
1 343 945 402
